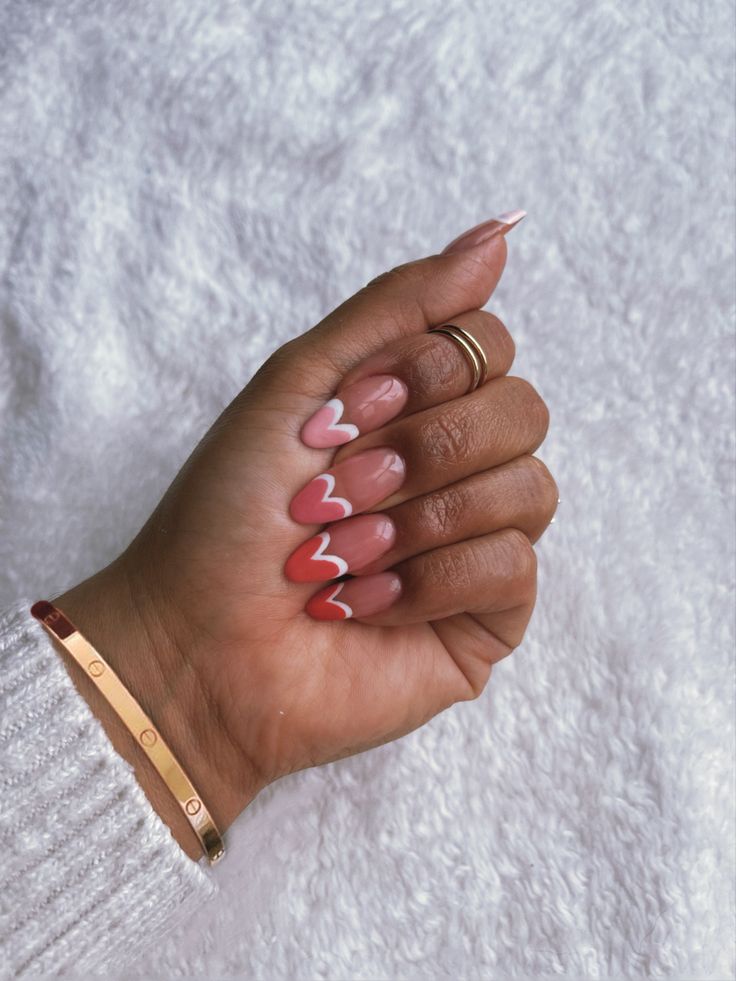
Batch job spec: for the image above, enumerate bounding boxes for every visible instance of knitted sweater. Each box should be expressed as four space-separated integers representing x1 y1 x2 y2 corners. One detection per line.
0 601 218 978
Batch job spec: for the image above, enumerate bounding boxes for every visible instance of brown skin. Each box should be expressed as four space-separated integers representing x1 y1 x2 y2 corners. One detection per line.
54 233 557 861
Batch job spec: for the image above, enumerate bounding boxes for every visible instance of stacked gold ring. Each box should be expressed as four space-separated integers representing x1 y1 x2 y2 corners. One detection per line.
427 324 490 395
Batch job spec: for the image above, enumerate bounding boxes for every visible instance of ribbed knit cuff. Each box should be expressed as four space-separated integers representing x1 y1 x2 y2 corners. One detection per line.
0 600 219 978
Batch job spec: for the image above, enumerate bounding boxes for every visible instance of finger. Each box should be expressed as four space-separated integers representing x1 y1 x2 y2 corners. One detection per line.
284 455 557 583
299 310 514 449
326 375 549 515
259 212 526 404
356 455 558 575
305 528 536 627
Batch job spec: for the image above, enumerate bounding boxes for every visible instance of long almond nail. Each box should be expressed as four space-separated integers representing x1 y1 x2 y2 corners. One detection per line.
301 375 408 449
289 447 405 524
442 210 527 255
306 572 402 620
284 514 396 582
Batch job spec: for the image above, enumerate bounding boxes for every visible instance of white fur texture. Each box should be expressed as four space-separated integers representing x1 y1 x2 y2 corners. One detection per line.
0 1 733 978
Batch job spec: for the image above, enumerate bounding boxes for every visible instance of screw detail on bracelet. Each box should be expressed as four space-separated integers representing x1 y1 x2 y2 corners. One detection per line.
185 798 202 816
31 599 225 866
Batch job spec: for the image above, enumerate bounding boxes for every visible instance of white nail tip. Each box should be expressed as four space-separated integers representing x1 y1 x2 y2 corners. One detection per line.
314 473 353 517
324 583 353 618
495 209 527 225
310 531 349 576
324 399 359 441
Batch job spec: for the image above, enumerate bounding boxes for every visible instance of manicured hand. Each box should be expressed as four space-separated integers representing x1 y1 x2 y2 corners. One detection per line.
56 212 557 859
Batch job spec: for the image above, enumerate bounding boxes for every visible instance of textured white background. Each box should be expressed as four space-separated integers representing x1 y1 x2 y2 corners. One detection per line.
1 0 734 978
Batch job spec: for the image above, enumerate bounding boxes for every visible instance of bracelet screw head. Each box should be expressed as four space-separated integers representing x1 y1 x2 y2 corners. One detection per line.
185 798 202 816
88 660 105 677
139 729 157 747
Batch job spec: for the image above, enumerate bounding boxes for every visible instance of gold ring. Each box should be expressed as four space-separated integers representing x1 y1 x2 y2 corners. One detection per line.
427 324 489 394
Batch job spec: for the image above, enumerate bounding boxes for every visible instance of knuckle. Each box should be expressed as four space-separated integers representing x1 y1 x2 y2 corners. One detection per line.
358 265 425 334
501 528 537 590
248 341 296 388
421 334 464 388
362 268 395 292
419 409 480 468
398 334 463 396
446 250 492 305
265 339 297 372
417 485 468 538
522 455 560 522
505 376 550 441
424 547 476 592
254 336 346 399
529 456 560 524
364 259 425 295
484 313 516 369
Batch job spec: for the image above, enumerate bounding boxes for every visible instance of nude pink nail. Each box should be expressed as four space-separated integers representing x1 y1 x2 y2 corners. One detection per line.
306 572 402 620
442 210 527 255
284 514 396 582
301 375 408 448
289 447 405 524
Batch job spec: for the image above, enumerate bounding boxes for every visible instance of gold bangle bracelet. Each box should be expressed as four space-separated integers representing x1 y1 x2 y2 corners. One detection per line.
31 600 225 865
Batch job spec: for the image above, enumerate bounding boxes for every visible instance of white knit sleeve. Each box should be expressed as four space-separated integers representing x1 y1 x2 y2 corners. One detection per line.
0 600 219 978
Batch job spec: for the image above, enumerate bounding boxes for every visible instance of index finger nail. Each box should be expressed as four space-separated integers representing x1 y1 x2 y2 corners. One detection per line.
301 374 408 448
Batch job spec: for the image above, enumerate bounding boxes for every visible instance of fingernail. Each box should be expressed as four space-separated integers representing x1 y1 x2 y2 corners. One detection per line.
306 572 402 620
284 514 396 582
442 210 527 255
301 375 408 449
289 447 405 524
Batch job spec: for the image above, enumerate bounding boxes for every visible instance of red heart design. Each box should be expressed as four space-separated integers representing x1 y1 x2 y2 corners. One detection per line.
290 474 352 524
306 583 352 620
285 533 346 582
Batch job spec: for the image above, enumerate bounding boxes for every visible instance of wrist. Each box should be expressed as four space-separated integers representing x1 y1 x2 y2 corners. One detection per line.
51 556 261 861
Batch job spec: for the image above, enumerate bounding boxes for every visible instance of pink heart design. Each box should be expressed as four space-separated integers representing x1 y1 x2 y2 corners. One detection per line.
290 473 352 523
301 399 359 448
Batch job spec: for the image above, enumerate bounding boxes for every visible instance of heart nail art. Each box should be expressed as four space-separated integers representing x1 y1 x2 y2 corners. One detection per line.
285 514 396 582
306 571 402 620
286 530 348 581
290 472 352 523
301 376 408 449
301 398 359 448
306 582 353 620
289 447 405 525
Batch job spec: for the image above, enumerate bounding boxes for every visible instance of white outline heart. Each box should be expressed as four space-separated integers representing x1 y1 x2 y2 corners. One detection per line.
312 473 353 518
323 399 359 441
322 582 353 618
307 531 349 577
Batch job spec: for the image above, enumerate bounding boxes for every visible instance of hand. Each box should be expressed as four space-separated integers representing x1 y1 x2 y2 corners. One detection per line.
55 213 557 860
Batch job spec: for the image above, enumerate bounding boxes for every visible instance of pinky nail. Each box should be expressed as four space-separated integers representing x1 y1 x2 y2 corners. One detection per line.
306 572 402 620
301 375 408 449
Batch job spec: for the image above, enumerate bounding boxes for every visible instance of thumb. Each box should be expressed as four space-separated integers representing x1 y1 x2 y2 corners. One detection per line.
258 210 526 403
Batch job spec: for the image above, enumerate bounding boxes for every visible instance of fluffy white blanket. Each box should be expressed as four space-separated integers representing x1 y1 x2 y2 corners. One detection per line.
1 0 733 977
